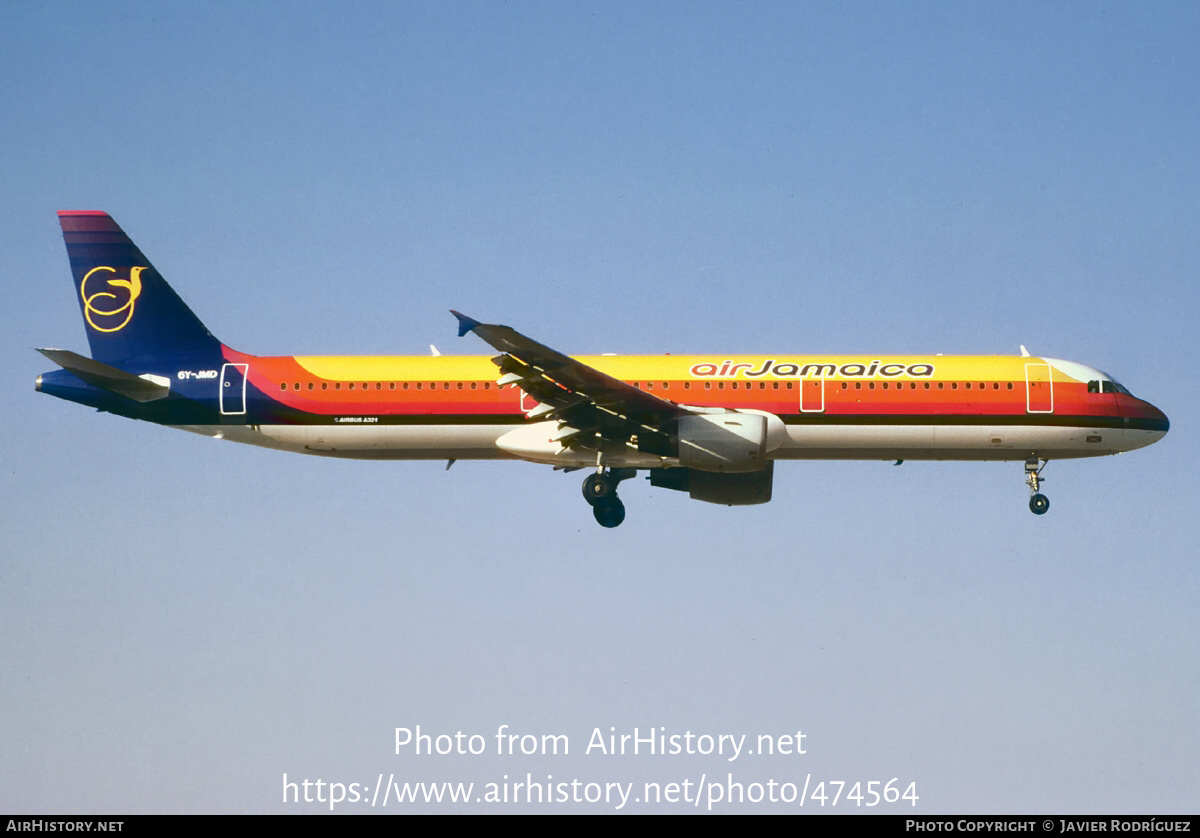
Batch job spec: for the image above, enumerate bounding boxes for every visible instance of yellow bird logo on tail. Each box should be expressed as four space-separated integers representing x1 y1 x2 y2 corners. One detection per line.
80 265 145 332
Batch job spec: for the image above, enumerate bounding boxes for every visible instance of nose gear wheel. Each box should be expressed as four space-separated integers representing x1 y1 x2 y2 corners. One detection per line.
1024 458 1049 515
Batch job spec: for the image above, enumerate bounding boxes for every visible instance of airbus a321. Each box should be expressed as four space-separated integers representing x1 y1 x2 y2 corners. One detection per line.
37 212 1169 527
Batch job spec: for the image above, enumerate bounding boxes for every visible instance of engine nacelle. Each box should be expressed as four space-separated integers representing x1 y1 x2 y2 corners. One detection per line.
677 411 784 472
650 463 774 506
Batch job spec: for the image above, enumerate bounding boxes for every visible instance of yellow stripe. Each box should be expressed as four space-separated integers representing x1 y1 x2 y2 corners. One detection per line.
295 356 496 379
292 354 1073 383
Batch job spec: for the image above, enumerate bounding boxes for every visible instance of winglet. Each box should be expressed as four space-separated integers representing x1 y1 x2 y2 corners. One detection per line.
450 310 481 337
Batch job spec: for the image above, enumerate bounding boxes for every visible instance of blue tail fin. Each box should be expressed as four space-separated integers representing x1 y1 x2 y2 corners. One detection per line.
59 211 222 365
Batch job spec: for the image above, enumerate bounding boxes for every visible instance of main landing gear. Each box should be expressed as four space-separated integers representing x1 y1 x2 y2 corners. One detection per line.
1025 458 1050 515
582 468 636 528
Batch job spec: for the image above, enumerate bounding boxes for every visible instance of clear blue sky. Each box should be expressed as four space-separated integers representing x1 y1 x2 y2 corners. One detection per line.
2 0 1197 813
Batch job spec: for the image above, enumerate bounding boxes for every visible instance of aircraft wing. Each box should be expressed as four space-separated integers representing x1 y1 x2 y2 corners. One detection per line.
451 311 686 454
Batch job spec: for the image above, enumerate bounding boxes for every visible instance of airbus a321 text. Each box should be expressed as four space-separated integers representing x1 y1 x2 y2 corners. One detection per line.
38 212 1169 527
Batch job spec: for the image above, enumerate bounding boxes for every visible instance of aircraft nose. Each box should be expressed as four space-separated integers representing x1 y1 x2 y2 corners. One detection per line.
1151 402 1169 435
1136 400 1170 436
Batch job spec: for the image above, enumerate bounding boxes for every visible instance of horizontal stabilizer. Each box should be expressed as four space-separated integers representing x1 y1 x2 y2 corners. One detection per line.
37 348 170 402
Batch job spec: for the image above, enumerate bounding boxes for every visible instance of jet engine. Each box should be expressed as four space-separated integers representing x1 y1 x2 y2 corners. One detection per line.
649 462 774 506
676 411 785 472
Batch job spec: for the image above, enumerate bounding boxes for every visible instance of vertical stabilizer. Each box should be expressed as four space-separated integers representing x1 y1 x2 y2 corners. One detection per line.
59 211 221 365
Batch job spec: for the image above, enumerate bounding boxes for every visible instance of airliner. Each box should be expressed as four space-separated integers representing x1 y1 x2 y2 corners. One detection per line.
37 211 1169 527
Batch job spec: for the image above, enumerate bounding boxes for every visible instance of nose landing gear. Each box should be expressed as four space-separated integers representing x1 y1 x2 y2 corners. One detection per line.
1025 458 1049 515
582 468 636 528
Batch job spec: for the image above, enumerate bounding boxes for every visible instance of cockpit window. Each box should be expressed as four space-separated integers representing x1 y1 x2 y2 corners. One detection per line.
1089 379 1133 396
